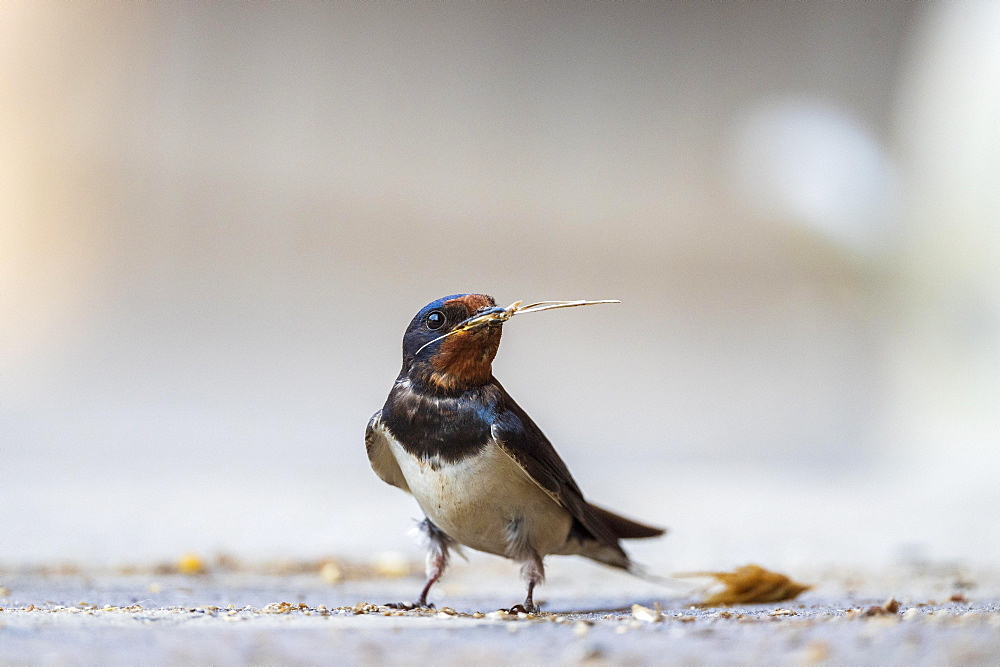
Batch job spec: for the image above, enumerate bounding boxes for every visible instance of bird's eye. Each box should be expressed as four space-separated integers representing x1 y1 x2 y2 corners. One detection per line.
426 310 446 330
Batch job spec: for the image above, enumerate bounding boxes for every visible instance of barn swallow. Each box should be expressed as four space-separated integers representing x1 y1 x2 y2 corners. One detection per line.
365 293 665 612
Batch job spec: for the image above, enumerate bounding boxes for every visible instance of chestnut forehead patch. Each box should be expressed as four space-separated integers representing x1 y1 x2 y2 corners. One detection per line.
443 293 495 315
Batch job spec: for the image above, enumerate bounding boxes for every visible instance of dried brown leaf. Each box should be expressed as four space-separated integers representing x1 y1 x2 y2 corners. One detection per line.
677 564 811 606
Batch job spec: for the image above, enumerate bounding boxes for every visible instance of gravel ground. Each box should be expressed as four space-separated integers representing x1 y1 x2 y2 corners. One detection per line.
2 559 999 664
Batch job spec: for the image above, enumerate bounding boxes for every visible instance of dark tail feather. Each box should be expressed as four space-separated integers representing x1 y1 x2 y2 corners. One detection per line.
590 504 666 540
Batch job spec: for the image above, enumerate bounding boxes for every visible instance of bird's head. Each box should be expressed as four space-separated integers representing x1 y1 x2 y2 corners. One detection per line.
400 293 507 392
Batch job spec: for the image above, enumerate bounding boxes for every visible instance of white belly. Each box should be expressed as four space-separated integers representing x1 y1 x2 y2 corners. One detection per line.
386 435 572 558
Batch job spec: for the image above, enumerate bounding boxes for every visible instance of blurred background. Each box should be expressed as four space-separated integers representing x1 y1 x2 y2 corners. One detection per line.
2 2 998 572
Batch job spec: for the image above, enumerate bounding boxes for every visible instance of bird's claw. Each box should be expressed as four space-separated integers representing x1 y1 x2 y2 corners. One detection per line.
385 601 434 610
507 603 539 614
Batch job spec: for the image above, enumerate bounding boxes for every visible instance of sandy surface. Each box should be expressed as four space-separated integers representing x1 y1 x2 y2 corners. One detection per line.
2 558 999 664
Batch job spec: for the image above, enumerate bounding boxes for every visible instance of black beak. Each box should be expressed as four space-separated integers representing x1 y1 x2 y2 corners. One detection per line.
456 306 509 331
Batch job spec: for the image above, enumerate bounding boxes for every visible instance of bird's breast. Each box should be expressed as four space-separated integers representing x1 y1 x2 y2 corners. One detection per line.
383 433 572 558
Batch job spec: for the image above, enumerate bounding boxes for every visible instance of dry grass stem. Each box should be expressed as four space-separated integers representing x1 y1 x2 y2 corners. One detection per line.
415 299 620 355
676 564 812 606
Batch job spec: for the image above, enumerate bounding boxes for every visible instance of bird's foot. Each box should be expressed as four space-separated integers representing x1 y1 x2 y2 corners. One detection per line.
385 601 435 611
507 603 539 614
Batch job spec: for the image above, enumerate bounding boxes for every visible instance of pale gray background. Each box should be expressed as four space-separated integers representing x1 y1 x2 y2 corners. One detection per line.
2 2 998 572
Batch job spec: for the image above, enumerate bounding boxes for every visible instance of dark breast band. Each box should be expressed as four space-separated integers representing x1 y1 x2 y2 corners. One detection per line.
381 380 504 465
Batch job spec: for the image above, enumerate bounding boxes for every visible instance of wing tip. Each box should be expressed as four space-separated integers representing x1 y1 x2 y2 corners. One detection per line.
590 504 667 540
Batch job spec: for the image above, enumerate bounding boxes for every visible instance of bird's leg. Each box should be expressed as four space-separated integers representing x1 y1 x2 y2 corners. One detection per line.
504 516 545 613
387 518 454 610
509 551 545 614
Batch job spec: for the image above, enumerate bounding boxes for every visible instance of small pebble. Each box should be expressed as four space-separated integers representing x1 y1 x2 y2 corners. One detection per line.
632 603 663 623
319 561 343 584
801 640 831 664
177 553 205 575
